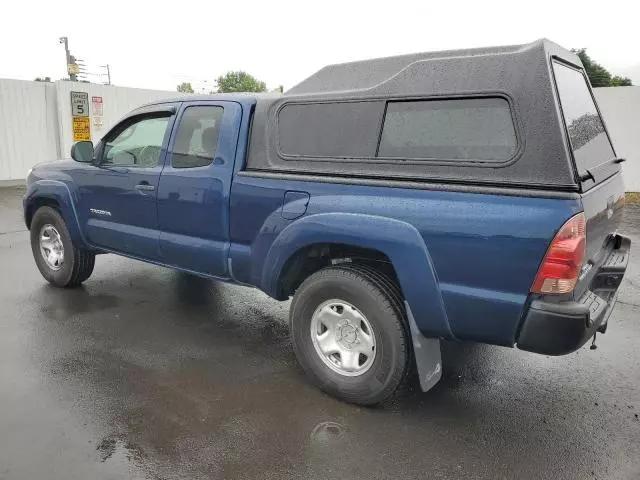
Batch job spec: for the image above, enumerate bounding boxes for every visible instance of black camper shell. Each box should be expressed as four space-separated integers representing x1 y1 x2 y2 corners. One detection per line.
245 39 618 193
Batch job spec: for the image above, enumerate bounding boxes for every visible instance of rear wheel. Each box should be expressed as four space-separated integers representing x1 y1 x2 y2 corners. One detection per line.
30 206 95 288
290 265 410 405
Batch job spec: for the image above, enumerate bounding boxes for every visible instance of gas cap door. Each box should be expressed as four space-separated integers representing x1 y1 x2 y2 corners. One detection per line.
281 191 310 220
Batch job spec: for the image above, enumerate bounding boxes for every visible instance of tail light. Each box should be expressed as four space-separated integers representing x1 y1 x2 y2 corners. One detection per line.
531 213 586 294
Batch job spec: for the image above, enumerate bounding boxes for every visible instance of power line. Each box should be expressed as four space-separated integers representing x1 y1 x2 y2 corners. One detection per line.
100 64 111 85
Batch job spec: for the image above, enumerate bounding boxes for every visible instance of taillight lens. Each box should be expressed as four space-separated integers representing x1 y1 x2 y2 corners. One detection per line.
531 213 586 294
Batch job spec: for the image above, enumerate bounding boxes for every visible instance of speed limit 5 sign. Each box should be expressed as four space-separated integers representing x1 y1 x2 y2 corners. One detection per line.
70 91 89 117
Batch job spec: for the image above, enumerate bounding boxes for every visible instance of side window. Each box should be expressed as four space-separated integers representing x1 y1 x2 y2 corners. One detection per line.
275 98 517 164
378 98 517 162
171 106 224 168
277 102 384 158
103 115 170 167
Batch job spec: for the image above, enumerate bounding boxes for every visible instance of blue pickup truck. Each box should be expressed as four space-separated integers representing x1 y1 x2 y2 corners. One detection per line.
24 39 630 405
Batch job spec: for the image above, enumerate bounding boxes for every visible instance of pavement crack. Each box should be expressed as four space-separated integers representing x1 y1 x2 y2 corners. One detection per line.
616 299 640 308
0 229 27 236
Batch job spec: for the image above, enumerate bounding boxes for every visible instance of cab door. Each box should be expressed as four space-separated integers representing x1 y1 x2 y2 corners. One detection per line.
75 105 178 259
156 101 242 277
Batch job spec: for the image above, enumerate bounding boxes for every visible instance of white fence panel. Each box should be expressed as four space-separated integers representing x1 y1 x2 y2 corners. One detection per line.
595 86 640 192
0 78 184 182
0 79 59 181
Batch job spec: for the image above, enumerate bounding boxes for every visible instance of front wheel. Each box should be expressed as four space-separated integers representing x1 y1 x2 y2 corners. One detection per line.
30 206 95 288
290 265 410 406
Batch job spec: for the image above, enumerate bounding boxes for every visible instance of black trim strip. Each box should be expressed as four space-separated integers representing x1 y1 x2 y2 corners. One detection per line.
237 170 581 199
373 101 388 158
274 93 525 169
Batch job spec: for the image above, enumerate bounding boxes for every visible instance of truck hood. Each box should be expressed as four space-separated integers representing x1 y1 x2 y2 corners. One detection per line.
27 159 77 185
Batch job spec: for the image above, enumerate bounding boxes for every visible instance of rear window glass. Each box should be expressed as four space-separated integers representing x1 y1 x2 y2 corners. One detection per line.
378 98 517 162
278 102 384 158
552 61 615 172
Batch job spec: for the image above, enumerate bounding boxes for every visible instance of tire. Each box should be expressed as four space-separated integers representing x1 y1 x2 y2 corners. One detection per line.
30 206 95 288
290 265 410 406
336 262 416 382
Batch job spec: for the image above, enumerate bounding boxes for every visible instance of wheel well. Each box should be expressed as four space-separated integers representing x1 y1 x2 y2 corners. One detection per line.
26 198 60 230
277 243 399 299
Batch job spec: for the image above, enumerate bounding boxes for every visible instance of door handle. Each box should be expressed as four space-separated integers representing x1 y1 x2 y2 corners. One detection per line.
135 183 155 191
103 166 130 174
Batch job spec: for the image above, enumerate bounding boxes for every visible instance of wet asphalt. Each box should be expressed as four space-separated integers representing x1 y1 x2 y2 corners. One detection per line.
0 186 638 480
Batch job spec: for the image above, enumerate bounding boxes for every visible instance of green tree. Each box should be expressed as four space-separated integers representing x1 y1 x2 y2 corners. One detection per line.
611 75 632 87
177 82 194 93
572 49 632 87
34 76 52 82
215 71 267 93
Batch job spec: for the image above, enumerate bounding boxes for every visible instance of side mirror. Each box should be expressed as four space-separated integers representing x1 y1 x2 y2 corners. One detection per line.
71 141 95 163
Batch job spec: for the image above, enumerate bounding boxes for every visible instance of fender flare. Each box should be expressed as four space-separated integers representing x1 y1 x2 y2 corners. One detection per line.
24 180 87 247
262 212 454 339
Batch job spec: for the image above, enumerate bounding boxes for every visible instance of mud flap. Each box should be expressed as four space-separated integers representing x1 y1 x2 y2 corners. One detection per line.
405 301 442 392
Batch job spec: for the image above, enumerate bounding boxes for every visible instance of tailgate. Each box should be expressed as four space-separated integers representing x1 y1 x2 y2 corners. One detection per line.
576 173 626 299
518 56 630 354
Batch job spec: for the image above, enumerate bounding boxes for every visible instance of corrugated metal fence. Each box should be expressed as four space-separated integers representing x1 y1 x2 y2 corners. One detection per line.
0 78 184 182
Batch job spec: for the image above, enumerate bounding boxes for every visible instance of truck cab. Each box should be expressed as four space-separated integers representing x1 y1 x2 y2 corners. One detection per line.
24 39 630 406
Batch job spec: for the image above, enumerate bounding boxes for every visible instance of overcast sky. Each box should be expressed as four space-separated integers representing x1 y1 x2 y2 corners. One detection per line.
1 0 638 92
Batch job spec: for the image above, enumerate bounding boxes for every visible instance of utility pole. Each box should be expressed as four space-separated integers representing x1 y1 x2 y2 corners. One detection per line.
59 36 78 81
59 36 71 80
101 64 111 85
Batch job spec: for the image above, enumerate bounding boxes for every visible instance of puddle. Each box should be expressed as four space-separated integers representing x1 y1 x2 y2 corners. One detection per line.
309 421 346 444
39 290 120 320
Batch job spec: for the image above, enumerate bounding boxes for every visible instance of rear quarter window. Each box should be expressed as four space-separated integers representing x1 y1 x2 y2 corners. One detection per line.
171 106 224 168
552 60 615 173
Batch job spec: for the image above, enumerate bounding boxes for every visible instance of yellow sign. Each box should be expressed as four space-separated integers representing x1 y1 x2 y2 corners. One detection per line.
68 63 80 75
72 116 91 142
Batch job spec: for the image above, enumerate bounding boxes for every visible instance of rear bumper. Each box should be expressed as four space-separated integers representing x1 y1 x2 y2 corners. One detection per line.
517 234 630 355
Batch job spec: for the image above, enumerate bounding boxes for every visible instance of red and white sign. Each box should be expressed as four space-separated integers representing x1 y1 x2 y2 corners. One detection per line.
91 96 103 116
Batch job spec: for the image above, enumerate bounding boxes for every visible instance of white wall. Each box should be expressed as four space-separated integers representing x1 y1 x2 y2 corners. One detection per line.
0 78 185 181
595 86 640 192
0 79 60 181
